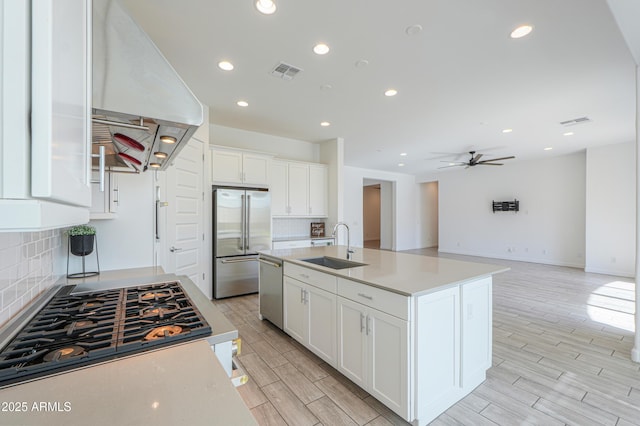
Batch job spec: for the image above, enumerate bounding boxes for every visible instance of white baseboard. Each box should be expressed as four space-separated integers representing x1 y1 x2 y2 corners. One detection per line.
437 247 585 269
583 266 635 279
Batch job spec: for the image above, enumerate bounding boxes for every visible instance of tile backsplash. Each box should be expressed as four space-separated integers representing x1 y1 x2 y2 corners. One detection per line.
0 230 62 327
272 217 330 239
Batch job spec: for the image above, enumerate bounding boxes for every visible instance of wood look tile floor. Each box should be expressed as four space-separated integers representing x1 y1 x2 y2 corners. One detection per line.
212 248 639 426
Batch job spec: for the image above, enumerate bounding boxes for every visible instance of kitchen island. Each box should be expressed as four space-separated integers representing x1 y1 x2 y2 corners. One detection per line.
0 268 257 426
259 246 508 426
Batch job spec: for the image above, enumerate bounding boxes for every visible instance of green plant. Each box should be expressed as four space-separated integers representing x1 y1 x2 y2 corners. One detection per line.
66 224 96 236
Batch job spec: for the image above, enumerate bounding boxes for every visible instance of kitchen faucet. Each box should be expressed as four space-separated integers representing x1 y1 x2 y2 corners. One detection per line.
332 222 354 260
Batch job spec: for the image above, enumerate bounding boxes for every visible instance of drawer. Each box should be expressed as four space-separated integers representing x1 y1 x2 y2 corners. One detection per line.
284 262 337 293
273 240 311 249
338 278 409 320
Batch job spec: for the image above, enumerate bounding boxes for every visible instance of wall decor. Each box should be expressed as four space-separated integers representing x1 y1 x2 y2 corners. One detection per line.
492 199 519 213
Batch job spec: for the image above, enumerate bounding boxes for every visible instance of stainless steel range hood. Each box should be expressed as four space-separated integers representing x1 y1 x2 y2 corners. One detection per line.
92 0 203 172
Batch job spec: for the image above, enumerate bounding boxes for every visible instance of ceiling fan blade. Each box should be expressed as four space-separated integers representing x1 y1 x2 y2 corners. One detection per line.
437 164 465 169
471 153 483 163
478 162 503 166
439 160 466 164
478 156 515 163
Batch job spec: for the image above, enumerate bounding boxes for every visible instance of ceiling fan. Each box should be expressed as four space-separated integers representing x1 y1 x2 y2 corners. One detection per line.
439 151 515 169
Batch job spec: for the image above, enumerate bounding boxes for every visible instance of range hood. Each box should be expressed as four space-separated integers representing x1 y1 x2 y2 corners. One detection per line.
92 0 203 172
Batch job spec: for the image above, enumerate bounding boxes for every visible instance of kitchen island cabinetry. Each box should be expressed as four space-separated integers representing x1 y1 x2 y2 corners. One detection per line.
283 264 337 366
0 0 92 231
265 246 506 425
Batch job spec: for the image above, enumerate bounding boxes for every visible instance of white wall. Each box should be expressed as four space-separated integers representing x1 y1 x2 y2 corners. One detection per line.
210 124 318 163
343 166 420 251
585 141 636 277
420 182 439 248
431 153 586 267
82 172 156 271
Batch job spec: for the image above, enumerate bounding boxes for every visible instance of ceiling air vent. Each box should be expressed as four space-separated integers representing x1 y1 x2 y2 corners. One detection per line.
270 62 303 80
559 116 592 127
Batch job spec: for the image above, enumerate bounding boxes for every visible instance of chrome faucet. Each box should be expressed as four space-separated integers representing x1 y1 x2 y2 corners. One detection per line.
332 222 354 260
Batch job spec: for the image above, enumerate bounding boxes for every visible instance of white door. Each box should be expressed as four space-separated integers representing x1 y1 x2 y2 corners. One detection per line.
368 308 409 418
337 297 368 389
166 138 205 291
283 277 306 343
307 285 337 366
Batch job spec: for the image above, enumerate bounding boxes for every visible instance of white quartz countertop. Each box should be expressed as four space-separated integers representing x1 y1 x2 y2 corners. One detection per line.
259 246 509 296
0 340 257 426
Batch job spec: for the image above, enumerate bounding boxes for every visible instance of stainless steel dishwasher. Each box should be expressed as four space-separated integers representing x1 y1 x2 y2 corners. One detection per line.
258 255 283 329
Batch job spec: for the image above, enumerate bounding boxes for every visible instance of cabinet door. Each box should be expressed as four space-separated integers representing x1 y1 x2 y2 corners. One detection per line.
308 165 328 217
243 154 270 186
337 297 367 389
416 286 460 418
461 277 492 390
211 150 243 184
307 285 337 366
287 163 309 216
270 160 288 216
368 308 409 418
283 277 306 344
31 0 92 207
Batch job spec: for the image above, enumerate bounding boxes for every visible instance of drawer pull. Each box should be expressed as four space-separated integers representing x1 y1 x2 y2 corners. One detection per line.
300 273 310 279
357 293 373 300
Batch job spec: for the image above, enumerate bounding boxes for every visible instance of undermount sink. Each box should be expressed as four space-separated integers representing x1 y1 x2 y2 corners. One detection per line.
300 256 367 270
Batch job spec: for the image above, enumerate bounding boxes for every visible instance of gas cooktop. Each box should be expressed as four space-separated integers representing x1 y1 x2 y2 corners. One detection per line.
0 281 212 387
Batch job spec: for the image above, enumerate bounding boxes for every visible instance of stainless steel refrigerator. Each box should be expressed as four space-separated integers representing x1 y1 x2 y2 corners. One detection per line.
213 187 271 299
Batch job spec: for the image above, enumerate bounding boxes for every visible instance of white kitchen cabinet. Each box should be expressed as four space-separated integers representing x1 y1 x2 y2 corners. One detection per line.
90 172 119 220
283 267 337 367
337 292 409 419
308 164 328 217
271 160 328 218
210 148 270 187
461 277 492 389
0 0 92 231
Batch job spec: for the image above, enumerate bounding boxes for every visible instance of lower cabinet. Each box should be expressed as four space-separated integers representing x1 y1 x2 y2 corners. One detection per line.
283 276 337 366
337 296 409 419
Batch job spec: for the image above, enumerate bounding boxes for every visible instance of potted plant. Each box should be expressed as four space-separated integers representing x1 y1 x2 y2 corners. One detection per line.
66 224 96 257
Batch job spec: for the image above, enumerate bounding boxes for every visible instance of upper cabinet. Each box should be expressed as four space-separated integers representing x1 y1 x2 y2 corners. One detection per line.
0 0 92 231
271 159 328 218
211 147 270 187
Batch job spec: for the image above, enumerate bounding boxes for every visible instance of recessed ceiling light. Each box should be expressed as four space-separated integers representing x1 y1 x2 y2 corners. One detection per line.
218 61 234 71
355 59 369 68
502 128 513 133
320 84 333 91
510 25 533 39
385 89 398 97
160 136 177 144
563 131 574 136
398 163 405 167
149 163 161 168
255 0 276 15
405 24 423 36
320 121 330 127
154 152 168 159
400 152 407 156
544 147 553 151
313 43 330 55
237 100 249 107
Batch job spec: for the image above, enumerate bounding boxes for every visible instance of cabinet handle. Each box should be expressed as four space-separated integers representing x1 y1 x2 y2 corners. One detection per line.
357 293 373 300
300 288 305 303
90 145 106 192
366 315 371 336
300 273 310 279
360 313 365 333
304 289 309 304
